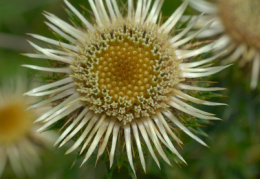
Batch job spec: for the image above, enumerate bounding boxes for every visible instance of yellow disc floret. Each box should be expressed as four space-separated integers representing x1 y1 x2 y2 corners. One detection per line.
71 24 181 124
0 101 33 145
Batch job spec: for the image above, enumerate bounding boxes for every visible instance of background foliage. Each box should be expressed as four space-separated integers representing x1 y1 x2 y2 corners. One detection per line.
0 0 259 178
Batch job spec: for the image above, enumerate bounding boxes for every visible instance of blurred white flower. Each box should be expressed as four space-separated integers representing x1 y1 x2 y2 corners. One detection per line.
189 0 260 89
0 76 56 177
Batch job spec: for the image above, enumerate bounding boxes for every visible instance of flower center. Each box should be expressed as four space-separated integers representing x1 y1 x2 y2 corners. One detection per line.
219 0 260 49
71 25 180 124
0 101 33 145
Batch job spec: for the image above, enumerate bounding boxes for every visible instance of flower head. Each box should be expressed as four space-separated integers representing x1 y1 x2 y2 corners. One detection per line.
189 0 260 89
25 0 228 174
0 77 55 177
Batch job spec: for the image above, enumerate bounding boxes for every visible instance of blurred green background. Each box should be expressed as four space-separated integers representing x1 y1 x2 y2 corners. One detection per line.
0 0 259 178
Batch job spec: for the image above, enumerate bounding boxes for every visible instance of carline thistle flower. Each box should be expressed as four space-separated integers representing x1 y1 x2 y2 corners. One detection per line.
0 77 55 177
189 0 260 89
24 0 228 174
